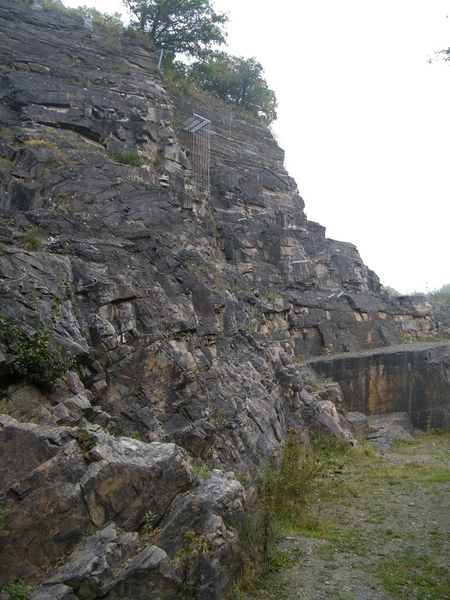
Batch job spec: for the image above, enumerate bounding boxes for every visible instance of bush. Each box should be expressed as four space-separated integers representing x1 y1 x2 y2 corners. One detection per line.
110 151 144 167
5 582 30 600
0 300 75 387
427 283 450 306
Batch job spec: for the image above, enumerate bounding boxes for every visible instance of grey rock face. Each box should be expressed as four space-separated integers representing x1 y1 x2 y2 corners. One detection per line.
0 0 450 597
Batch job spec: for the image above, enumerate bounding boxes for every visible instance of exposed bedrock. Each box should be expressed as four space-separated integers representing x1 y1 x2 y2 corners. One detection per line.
307 343 450 430
0 0 450 597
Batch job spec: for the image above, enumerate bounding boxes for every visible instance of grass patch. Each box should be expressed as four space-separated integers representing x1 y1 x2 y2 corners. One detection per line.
110 151 143 167
4 582 30 600
377 548 450 599
303 374 333 393
16 227 42 250
230 432 450 598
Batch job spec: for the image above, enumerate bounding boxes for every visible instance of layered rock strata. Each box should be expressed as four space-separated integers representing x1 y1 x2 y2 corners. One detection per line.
0 1 449 597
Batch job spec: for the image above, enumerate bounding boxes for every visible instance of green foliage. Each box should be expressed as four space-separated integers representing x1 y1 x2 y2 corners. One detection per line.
377 546 450 599
4 582 30 600
0 300 75 387
123 0 228 58
259 434 322 530
38 0 123 31
398 333 412 344
16 227 42 251
173 531 212 599
303 374 332 393
187 53 278 123
427 283 450 306
111 151 144 166
74 5 123 31
76 429 96 453
234 509 288 591
311 433 353 458
267 292 277 302
141 509 158 534
193 461 211 479
231 433 351 593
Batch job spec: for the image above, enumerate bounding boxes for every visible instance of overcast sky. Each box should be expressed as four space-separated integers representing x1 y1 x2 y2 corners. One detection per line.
64 0 450 294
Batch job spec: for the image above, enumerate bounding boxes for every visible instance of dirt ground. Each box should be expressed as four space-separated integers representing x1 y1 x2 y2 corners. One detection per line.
246 433 450 600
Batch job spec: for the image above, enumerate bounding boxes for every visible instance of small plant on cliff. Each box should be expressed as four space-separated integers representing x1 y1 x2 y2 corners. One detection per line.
75 429 96 454
193 461 211 479
141 510 158 535
0 299 75 387
258 433 318 531
110 151 144 167
173 530 212 600
303 375 332 393
4 582 30 600
16 227 42 251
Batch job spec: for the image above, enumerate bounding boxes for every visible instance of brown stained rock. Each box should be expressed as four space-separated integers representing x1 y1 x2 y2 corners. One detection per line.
152 470 246 599
308 343 450 430
80 435 198 530
2 439 89 586
0 417 197 589
0 414 73 488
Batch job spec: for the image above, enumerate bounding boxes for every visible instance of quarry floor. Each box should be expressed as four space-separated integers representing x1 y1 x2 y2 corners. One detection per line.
245 432 450 600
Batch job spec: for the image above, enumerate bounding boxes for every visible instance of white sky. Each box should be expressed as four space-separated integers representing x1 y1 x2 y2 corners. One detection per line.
64 0 450 294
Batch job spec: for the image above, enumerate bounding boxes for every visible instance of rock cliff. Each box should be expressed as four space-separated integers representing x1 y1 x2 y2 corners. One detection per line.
0 1 449 597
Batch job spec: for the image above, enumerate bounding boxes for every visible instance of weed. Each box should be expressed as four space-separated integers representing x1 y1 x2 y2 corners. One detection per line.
252 308 264 322
16 227 42 251
0 301 75 387
24 139 67 162
257 433 329 531
310 434 351 459
141 510 158 535
76 429 96 453
110 151 143 167
173 531 212 600
210 408 228 431
0 125 18 144
4 582 30 600
194 462 211 479
293 354 305 364
303 374 333 393
267 292 277 302
234 472 251 489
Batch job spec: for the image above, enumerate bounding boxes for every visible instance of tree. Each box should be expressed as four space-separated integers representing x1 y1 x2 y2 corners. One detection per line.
427 283 450 306
188 53 278 123
122 0 228 58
